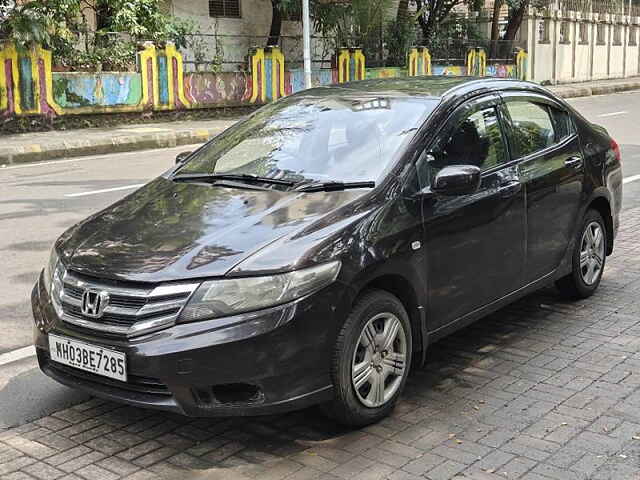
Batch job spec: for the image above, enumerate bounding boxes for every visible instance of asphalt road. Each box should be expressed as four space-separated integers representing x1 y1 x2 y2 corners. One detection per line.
1 91 639 428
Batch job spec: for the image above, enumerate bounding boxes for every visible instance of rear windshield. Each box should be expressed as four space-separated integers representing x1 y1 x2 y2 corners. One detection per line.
177 94 438 184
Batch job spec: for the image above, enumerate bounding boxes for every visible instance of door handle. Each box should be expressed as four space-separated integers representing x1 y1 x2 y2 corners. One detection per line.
565 155 584 169
498 181 522 198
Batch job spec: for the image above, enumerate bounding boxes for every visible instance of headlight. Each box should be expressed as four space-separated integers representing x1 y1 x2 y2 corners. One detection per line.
42 247 60 294
178 261 341 323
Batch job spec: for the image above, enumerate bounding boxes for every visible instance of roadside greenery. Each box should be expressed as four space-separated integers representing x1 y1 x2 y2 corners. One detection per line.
0 0 195 71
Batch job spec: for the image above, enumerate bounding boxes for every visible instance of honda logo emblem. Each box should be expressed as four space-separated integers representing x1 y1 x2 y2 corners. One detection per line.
81 289 109 318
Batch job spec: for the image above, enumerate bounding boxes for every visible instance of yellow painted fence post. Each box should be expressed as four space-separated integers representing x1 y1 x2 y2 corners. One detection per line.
408 47 431 76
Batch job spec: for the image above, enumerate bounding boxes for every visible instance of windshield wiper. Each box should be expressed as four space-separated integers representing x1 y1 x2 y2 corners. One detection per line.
172 173 295 187
295 181 376 193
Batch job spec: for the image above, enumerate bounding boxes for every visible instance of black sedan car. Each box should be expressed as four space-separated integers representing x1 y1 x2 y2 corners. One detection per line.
32 77 622 426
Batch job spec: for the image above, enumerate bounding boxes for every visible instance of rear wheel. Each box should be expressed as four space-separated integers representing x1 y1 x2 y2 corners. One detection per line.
556 209 607 299
322 290 412 427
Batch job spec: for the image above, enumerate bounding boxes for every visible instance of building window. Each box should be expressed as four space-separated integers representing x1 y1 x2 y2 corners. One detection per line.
539 19 550 43
559 21 571 44
209 0 241 18
579 22 589 44
597 23 606 45
630 26 638 46
613 25 622 45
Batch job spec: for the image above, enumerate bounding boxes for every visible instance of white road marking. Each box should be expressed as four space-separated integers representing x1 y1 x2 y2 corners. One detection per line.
0 346 35 367
623 174 640 184
598 111 628 118
65 184 145 198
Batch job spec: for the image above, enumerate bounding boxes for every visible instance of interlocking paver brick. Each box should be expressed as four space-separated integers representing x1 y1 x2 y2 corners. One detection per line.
2 437 56 460
21 461 65 480
0 456 37 476
424 459 466 480
131 446 176 468
500 456 537 478
45 446 92 467
401 453 446 476
115 440 162 461
4 207 640 479
58 451 107 473
474 449 515 471
75 464 120 480
96 456 141 476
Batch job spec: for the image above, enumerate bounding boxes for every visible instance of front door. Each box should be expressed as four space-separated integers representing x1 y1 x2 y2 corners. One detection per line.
417 95 526 331
500 93 585 282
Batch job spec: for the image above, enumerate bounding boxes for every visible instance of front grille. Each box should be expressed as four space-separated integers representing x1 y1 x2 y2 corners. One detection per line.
53 269 199 337
48 359 171 396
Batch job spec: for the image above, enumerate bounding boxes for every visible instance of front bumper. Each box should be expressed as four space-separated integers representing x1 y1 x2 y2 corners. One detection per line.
32 273 344 416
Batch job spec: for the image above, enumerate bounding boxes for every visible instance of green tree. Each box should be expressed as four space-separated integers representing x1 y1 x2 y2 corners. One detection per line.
1 0 194 70
414 0 467 44
311 0 392 63
267 0 301 46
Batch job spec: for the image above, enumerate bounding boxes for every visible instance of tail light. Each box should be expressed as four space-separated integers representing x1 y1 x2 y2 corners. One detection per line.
611 139 622 164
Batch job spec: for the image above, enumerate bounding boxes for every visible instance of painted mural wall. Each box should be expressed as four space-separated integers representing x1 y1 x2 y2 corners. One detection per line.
53 73 142 108
0 42 525 121
184 71 252 106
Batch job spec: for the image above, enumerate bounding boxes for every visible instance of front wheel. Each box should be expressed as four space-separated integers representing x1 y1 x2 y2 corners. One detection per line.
322 290 412 427
556 209 607 299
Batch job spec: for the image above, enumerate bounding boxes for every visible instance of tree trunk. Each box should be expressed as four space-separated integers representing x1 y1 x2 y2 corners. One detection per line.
267 0 282 47
504 3 528 41
490 0 504 58
415 0 429 42
396 0 409 21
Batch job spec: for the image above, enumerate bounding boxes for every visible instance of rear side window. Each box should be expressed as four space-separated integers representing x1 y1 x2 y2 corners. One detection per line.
505 101 556 158
550 107 576 141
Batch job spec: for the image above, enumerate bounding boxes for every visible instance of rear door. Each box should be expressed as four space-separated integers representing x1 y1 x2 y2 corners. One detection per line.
500 93 584 283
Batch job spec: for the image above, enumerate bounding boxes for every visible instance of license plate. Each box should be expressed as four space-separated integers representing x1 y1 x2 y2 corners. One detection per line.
48 334 127 382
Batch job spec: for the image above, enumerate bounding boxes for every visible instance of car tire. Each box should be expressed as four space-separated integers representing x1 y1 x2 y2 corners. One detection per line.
322 289 412 427
556 209 607 300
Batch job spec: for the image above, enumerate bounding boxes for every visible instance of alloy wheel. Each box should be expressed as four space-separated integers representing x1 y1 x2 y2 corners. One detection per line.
351 312 407 408
580 221 605 286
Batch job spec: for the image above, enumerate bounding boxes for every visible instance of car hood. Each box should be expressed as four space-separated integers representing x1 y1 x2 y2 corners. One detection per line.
59 177 366 283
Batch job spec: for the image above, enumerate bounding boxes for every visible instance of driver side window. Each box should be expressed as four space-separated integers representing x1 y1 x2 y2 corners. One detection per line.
418 106 507 187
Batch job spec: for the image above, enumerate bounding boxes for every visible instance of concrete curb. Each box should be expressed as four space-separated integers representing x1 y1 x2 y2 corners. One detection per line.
0 126 227 166
550 80 640 99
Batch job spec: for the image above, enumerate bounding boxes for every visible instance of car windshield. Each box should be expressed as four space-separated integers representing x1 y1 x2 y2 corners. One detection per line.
176 94 439 186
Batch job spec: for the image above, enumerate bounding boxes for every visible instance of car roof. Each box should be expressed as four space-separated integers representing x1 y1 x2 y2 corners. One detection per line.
301 76 552 103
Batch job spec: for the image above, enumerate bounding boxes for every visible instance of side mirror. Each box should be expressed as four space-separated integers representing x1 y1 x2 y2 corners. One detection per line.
175 151 192 165
431 165 482 196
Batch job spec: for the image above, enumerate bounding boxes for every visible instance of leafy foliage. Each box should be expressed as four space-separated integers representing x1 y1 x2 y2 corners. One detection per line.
0 0 194 71
311 0 393 64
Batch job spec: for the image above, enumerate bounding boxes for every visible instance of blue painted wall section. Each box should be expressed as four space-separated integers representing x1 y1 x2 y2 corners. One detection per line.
157 54 170 106
53 73 142 108
19 56 35 112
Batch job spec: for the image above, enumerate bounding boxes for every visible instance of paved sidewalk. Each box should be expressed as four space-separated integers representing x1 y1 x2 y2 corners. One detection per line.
1 77 640 167
549 77 640 99
0 119 238 166
1 207 639 480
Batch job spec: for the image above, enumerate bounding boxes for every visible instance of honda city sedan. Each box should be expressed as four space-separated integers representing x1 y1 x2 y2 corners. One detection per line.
32 77 623 426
